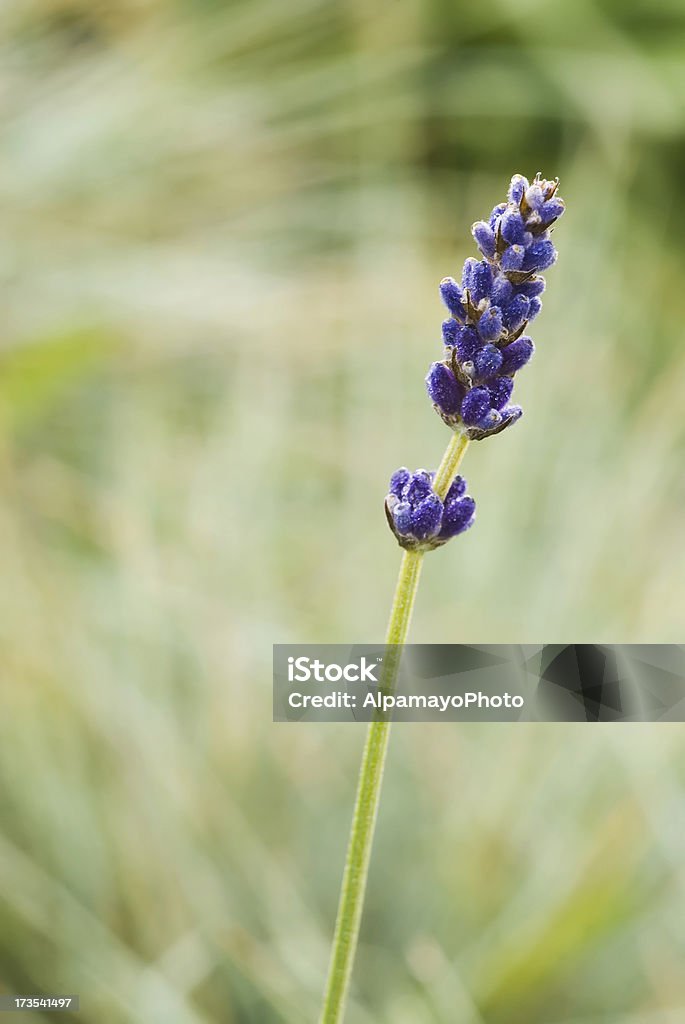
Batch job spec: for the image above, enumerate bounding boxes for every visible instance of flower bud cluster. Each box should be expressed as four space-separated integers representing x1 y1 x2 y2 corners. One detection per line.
426 173 564 440
385 468 475 551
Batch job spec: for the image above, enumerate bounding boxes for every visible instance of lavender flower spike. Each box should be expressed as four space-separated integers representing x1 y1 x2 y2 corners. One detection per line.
328 173 566 1024
385 469 475 551
430 171 564 440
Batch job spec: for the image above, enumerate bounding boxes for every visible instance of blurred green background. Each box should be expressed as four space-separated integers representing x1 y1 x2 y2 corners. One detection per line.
2 0 685 1021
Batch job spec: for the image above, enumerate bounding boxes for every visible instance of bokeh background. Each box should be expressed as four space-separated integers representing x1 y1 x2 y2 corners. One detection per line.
2 0 685 1020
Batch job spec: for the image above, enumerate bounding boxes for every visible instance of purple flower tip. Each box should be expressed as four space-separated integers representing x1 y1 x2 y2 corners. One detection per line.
427 172 563 442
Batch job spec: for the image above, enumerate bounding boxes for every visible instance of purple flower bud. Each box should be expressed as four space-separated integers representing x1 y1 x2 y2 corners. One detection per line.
517 277 546 298
440 277 465 318
524 184 545 212
462 258 478 290
501 336 534 375
454 326 480 363
463 258 493 304
522 240 557 272
487 375 514 410
501 245 525 271
477 305 504 342
482 409 503 429
405 470 433 504
500 405 523 428
439 494 476 539
425 362 463 415
393 500 413 534
461 387 493 427
446 475 467 501
508 174 529 204
527 296 542 321
489 202 507 228
472 220 496 258
541 198 565 224
474 343 503 379
442 318 460 346
411 494 443 540
500 210 528 245
491 277 514 307
389 467 410 497
502 294 530 332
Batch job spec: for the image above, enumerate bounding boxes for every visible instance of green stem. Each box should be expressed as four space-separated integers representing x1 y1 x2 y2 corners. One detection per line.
319 430 469 1024
433 428 469 500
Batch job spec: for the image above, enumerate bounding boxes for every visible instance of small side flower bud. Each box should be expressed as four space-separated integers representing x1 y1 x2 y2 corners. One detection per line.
517 277 546 298
441 318 460 345
502 294 530 332
446 475 467 500
425 362 463 416
489 202 507 228
524 184 545 211
405 469 433 504
439 277 465 318
522 239 557 272
491 277 514 307
501 336 534 375
487 375 514 410
454 326 480 363
439 494 476 540
508 174 529 204
472 220 496 258
461 387 493 427
500 209 528 246
501 245 525 271
477 306 504 342
411 494 443 540
392 500 413 534
500 404 523 428
462 258 493 304
541 197 565 224
389 467 411 497
474 343 504 380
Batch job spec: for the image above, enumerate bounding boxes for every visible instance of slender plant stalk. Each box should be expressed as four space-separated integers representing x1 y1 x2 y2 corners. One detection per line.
318 431 469 1024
